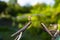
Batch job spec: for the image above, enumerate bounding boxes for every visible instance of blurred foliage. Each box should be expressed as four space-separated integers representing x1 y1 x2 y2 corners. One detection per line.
0 1 7 13
0 0 60 40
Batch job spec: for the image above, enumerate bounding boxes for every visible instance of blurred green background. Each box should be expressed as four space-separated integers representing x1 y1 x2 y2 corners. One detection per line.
0 0 60 40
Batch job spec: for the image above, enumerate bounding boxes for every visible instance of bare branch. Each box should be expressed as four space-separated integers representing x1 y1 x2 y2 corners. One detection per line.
14 35 19 40
17 32 22 40
11 21 32 37
41 23 53 37
54 30 59 37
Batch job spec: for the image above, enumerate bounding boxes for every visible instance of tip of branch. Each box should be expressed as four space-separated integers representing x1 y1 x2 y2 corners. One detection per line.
11 33 17 37
11 34 14 37
41 23 44 25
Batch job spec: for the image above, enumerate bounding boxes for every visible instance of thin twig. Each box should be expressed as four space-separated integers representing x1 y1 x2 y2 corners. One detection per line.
41 23 53 37
14 35 19 40
54 30 59 37
11 21 32 37
14 32 22 40
17 32 22 40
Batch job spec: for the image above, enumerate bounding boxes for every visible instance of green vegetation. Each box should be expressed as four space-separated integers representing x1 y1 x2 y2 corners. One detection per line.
0 0 60 40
